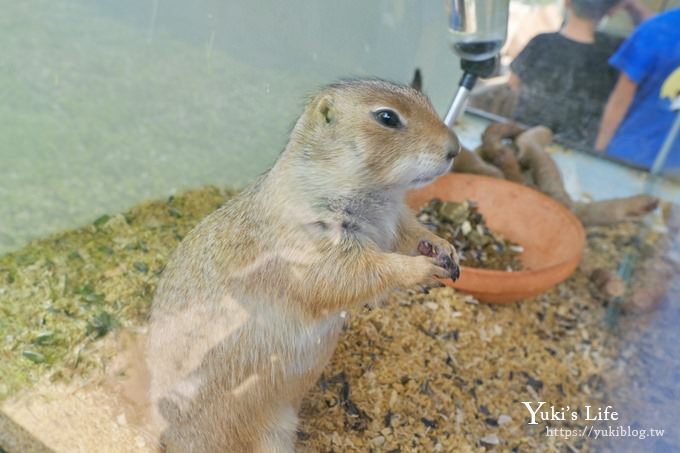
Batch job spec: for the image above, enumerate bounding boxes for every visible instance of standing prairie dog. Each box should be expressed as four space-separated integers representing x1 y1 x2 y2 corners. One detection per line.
148 79 461 452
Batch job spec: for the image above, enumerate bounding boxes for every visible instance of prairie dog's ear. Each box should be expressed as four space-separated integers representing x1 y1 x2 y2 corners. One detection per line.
316 94 335 124
411 68 422 92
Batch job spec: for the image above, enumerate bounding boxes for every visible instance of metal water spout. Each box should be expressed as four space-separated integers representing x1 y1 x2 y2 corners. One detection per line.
443 0 510 127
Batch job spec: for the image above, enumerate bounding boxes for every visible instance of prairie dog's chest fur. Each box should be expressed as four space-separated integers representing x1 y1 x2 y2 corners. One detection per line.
316 189 404 251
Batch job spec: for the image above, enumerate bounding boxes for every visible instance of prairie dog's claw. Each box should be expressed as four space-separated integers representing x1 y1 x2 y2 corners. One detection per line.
439 254 452 269
450 263 461 281
438 252 460 281
418 238 461 282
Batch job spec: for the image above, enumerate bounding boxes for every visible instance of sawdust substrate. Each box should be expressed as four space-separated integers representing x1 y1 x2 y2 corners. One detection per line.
0 186 666 451
298 273 616 452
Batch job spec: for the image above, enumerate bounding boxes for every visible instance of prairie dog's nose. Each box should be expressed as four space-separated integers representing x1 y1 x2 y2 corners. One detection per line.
446 134 461 160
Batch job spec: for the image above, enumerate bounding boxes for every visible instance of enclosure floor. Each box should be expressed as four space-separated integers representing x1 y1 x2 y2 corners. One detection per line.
1 187 677 452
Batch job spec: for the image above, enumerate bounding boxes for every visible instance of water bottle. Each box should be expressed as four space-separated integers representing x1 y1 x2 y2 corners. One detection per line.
445 0 510 62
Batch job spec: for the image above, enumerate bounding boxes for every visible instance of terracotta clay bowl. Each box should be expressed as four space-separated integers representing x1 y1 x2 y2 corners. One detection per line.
406 173 585 303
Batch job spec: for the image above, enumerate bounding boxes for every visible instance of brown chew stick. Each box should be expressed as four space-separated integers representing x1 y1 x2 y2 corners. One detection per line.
515 126 572 206
478 122 525 183
452 147 505 179
590 267 626 298
571 196 660 226
515 126 659 226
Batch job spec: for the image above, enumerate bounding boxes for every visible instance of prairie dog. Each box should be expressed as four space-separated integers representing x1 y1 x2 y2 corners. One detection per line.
148 79 461 452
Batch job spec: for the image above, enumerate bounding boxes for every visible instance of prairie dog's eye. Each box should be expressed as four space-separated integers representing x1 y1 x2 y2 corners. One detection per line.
373 109 402 129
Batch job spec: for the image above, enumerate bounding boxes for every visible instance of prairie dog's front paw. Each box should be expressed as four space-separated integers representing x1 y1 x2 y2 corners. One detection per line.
395 254 451 288
417 238 461 281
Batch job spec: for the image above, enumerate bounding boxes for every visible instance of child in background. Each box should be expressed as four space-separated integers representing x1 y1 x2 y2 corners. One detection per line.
596 8 680 172
509 0 652 148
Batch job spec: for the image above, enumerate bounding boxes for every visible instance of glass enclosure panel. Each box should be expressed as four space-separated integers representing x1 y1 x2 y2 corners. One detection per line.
2 0 461 254
1 1 679 452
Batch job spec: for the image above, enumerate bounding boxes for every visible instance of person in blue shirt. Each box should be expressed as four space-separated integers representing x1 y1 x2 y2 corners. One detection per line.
595 8 680 172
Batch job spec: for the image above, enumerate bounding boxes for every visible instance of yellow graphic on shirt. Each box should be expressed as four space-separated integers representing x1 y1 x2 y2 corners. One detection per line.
660 67 680 105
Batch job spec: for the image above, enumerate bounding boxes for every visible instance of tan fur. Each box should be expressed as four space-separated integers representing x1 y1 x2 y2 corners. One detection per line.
147 79 461 452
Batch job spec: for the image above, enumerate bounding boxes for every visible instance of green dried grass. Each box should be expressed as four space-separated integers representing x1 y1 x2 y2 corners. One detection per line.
0 186 235 401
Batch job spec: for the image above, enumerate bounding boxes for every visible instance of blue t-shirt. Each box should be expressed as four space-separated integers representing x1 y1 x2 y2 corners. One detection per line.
606 8 680 170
